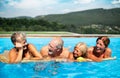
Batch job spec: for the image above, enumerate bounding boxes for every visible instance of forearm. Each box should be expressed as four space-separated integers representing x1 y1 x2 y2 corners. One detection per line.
14 49 23 63
30 56 42 60
88 54 102 62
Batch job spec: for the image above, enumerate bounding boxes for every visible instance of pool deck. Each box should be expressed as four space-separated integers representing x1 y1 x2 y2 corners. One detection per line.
0 33 120 37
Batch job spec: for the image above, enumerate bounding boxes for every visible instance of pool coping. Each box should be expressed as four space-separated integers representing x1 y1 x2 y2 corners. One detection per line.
0 34 120 37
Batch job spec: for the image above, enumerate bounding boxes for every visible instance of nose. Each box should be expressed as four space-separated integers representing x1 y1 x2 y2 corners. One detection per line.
96 43 100 48
74 50 77 54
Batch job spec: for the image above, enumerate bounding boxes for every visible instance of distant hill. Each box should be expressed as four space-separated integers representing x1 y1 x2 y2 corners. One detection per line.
13 16 33 19
35 8 120 26
1 8 120 34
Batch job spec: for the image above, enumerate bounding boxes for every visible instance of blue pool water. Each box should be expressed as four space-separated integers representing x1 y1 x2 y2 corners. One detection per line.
0 37 120 78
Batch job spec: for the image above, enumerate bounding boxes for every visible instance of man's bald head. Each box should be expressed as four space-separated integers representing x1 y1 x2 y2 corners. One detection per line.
49 37 64 49
48 37 64 56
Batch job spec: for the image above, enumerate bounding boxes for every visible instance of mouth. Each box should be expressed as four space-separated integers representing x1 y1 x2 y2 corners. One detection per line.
48 51 53 54
95 46 105 52
48 49 54 55
96 47 101 50
73 53 78 57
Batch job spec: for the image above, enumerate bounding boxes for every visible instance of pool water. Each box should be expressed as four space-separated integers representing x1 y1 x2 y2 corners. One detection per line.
0 37 120 78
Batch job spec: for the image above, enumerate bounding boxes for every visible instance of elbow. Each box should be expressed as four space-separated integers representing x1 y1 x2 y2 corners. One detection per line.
9 60 15 63
34 55 43 60
9 60 20 64
37 55 43 59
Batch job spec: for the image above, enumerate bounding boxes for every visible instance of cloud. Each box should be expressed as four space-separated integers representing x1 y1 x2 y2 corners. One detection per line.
7 0 58 9
0 12 4 14
74 0 95 4
111 0 120 4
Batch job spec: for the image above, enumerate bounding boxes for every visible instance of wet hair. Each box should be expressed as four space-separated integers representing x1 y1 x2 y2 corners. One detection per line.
96 36 110 47
75 42 87 56
11 32 26 44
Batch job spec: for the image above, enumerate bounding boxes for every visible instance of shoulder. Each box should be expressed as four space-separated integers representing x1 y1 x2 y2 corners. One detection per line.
105 48 111 55
104 48 111 58
63 48 70 54
87 47 94 52
27 43 35 48
40 45 48 51
61 47 70 58
68 52 74 59
9 48 16 54
106 48 111 52
40 45 48 56
9 48 17 57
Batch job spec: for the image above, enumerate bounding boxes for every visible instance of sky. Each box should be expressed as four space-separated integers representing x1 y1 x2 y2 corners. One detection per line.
0 0 120 18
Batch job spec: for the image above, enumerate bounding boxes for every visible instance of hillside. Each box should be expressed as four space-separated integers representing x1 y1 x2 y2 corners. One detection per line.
35 8 120 26
1 8 120 34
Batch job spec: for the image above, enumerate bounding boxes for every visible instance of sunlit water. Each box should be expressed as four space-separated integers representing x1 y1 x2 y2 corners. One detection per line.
0 37 120 78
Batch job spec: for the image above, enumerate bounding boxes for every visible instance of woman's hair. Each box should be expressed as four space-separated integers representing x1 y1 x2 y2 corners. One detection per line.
96 36 110 47
75 42 87 56
11 32 26 43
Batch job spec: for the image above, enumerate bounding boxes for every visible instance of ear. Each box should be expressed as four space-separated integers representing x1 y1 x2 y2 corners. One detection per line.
56 48 60 52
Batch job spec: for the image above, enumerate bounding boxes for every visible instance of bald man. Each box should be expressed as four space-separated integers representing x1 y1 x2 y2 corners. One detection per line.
40 38 70 60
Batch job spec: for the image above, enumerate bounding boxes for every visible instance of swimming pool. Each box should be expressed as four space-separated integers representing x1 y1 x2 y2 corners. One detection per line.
0 37 120 78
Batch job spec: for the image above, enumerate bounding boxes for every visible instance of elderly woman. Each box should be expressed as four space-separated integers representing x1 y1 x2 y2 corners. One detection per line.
68 42 89 62
87 36 111 62
9 32 42 63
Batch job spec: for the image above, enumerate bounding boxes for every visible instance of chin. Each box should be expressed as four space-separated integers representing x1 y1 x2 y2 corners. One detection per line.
74 55 78 58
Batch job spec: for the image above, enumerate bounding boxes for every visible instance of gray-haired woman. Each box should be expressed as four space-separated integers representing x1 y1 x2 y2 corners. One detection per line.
9 32 42 63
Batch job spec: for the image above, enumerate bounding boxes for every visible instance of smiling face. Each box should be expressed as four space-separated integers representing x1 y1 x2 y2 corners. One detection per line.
48 41 58 55
48 38 63 57
73 42 87 59
94 40 106 53
73 47 82 59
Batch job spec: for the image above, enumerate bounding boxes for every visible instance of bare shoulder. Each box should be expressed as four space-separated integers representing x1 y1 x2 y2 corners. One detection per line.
28 43 35 48
63 47 70 54
68 52 73 59
40 45 48 56
104 48 111 58
9 48 16 54
61 47 70 58
8 48 17 59
64 47 70 52
106 48 111 52
40 45 48 51
87 47 94 52
105 48 111 55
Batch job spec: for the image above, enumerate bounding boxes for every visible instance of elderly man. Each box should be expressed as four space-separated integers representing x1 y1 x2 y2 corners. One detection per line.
40 37 70 60
87 36 111 62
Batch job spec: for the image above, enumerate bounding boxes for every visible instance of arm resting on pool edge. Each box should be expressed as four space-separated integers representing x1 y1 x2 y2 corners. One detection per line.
102 56 116 61
0 53 117 63
21 56 117 63
86 56 116 62
76 56 116 62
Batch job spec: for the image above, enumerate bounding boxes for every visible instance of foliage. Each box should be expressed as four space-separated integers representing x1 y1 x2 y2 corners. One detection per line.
0 8 120 34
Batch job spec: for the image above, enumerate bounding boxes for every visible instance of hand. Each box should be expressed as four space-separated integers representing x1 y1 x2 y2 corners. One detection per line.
15 42 23 50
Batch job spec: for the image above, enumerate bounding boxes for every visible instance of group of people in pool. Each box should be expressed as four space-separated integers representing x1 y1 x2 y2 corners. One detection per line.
8 32 111 63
